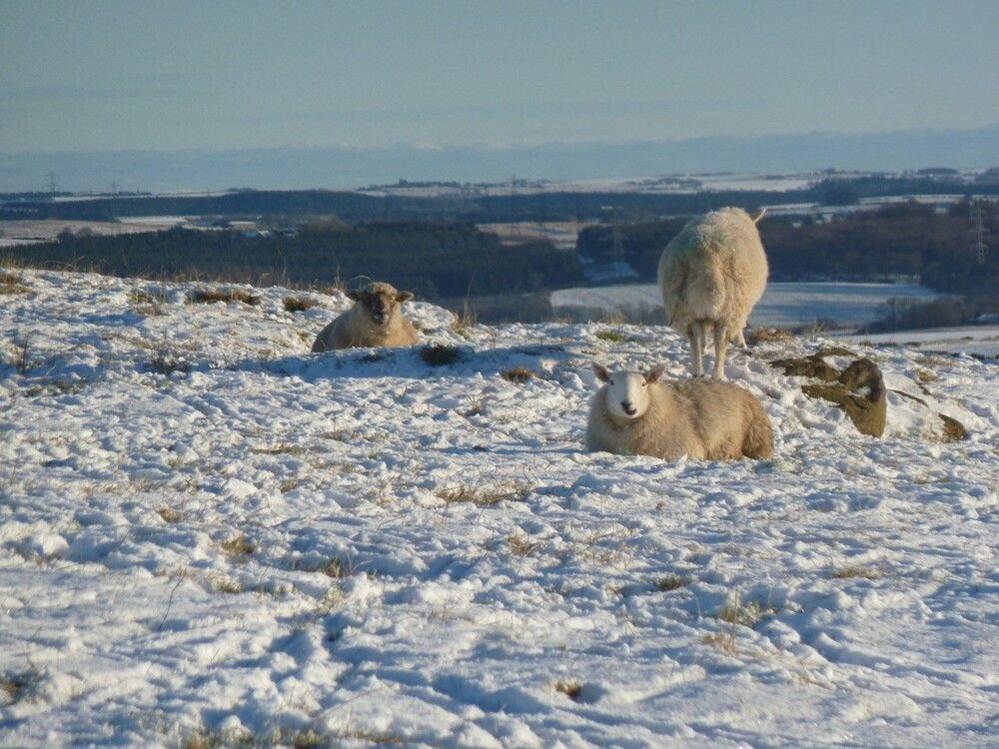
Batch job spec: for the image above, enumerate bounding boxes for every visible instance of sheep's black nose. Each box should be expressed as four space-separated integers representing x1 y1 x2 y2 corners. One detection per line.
622 400 636 415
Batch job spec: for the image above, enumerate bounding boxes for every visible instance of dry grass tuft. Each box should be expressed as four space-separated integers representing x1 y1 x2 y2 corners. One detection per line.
219 535 255 557
554 679 583 701
291 556 352 578
250 443 309 456
420 344 462 366
702 632 738 656
655 573 688 592
501 366 536 383
745 327 795 346
462 396 487 417
1 667 43 706
128 288 169 309
183 725 362 749
211 577 243 594
6 335 31 375
831 564 884 580
437 481 532 507
187 288 259 306
328 726 405 746
147 350 190 375
595 329 628 343
452 302 477 338
183 727 252 749
156 506 184 523
715 595 778 628
0 271 30 295
507 534 541 556
283 296 318 313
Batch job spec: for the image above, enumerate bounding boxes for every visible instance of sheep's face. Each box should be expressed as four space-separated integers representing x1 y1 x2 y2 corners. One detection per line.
348 283 414 327
593 363 666 422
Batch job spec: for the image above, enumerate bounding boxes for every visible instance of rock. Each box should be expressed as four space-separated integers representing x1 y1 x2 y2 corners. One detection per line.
770 354 840 382
773 354 887 437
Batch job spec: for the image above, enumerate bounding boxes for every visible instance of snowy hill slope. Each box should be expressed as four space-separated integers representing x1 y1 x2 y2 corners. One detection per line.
0 271 996 747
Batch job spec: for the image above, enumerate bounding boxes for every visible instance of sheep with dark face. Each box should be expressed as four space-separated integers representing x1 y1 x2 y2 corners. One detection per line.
585 362 774 461
311 282 419 352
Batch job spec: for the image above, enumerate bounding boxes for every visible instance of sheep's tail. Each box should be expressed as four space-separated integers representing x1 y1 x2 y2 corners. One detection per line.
751 207 767 224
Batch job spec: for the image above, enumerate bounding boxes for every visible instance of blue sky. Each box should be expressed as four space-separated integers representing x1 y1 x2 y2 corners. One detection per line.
2 0 998 154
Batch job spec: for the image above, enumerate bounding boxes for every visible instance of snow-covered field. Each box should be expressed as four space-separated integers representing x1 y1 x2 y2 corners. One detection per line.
836 325 999 358
1 271 996 747
552 282 943 330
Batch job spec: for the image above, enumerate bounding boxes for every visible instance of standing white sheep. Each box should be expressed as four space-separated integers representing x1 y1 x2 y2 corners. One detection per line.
657 207 768 379
585 363 774 461
312 281 419 352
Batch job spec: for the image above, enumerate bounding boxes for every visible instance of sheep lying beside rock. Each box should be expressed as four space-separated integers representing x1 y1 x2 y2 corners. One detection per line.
657 207 768 379
585 363 774 461
312 281 419 352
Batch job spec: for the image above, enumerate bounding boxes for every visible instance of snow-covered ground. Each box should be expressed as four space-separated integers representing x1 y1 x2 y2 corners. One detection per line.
552 282 943 330
836 325 999 358
1 270 996 747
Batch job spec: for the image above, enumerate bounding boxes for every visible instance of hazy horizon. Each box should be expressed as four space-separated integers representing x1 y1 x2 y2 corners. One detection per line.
3 1 999 152
3 1 998 192
2 123 998 193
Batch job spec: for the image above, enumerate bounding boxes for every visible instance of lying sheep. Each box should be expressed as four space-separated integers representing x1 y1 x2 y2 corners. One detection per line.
657 207 768 379
312 281 419 352
585 363 774 461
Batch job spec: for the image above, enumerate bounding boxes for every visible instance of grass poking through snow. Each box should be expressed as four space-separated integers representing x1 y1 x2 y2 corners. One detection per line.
1 667 43 706
283 296 319 313
501 366 536 383
715 594 778 629
420 344 462 367
437 482 532 507
187 288 259 306
595 330 628 343
655 573 688 592
0 271 30 295
831 564 884 580
554 679 583 701
219 535 255 557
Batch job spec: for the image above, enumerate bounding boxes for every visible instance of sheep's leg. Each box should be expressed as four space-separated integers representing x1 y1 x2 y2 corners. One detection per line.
712 321 728 380
735 329 747 348
688 325 704 376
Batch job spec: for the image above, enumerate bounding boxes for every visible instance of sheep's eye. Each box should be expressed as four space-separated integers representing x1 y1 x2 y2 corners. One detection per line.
642 381 647 387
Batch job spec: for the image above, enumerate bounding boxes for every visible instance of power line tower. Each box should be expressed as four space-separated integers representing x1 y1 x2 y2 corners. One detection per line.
46 171 57 196
969 199 987 266
611 208 624 268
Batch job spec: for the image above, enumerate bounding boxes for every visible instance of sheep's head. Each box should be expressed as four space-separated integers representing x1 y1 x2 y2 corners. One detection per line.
347 282 414 326
592 362 666 422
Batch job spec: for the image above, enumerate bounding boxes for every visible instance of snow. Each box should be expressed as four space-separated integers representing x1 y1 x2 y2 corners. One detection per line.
1 270 996 747
835 325 999 358
552 282 943 329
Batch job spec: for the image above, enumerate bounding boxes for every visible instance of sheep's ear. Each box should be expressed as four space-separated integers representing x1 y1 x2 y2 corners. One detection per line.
396 291 414 303
645 364 667 383
346 289 361 301
592 362 611 383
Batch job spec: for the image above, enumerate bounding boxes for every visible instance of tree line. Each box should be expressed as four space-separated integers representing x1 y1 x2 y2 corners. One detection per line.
5 176 999 224
5 222 583 299
578 201 999 298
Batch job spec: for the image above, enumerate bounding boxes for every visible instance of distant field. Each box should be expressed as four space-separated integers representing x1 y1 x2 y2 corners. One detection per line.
551 281 942 329
835 325 999 357
0 217 182 246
